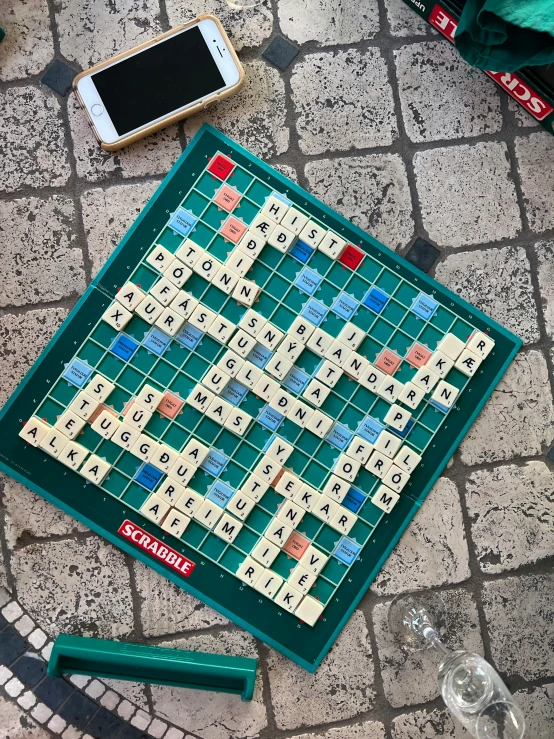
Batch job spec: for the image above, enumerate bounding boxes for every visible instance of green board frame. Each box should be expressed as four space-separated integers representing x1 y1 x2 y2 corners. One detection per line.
0 125 522 671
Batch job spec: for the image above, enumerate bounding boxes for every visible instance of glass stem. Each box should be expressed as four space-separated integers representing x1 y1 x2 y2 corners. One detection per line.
421 624 450 657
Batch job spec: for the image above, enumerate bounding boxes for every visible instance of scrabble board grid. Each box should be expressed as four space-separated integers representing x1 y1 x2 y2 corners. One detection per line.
0 125 521 671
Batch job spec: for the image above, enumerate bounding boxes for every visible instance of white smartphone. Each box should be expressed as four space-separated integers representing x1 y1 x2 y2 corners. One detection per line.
74 16 244 151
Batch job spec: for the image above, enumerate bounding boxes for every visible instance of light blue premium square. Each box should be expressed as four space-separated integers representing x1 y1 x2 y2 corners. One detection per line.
283 367 310 393
143 328 172 356
411 293 439 320
62 359 93 388
201 449 229 477
358 416 384 444
295 268 322 295
301 299 327 326
110 334 139 361
168 207 198 238
207 481 235 508
174 323 203 350
326 423 353 450
221 379 248 406
332 292 358 320
248 343 272 368
334 537 362 565
363 287 390 314
258 405 284 431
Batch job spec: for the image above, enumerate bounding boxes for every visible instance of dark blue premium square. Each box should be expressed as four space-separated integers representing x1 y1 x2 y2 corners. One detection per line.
135 463 163 490
363 287 389 314
110 334 139 361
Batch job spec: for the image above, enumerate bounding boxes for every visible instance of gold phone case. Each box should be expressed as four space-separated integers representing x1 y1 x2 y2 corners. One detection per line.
73 15 245 152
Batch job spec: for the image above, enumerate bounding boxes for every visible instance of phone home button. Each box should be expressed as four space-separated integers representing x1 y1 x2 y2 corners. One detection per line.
91 103 104 116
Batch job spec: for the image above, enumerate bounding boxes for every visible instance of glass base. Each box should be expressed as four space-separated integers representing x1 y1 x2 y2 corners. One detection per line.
387 591 449 651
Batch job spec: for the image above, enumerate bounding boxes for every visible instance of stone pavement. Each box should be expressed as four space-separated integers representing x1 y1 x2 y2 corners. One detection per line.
1 0 553 737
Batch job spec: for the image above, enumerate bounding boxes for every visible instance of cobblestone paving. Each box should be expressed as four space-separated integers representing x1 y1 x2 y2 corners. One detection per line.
1 0 553 737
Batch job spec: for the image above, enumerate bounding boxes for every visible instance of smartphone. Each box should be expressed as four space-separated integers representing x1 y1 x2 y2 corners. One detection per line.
74 15 244 151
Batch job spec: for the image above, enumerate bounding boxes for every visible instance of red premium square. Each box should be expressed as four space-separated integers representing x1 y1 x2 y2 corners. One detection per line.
375 348 402 375
214 184 241 212
406 342 432 368
207 154 235 180
339 244 364 270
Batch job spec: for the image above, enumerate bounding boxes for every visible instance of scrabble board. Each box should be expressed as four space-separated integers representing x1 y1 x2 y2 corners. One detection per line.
0 125 521 672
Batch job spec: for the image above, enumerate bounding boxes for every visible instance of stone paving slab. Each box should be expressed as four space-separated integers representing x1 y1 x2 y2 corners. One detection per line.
1 0 554 736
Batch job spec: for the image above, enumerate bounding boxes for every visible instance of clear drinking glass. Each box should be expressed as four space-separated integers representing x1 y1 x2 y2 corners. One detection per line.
388 592 526 738
226 0 265 9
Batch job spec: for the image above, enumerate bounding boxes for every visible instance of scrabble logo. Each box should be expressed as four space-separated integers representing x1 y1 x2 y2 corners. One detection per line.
118 520 195 577
429 4 553 121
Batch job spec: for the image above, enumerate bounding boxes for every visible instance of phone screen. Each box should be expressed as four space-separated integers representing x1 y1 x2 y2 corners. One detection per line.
92 26 225 136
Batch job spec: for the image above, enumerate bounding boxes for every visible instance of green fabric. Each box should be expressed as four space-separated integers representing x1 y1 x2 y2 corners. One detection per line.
455 0 554 71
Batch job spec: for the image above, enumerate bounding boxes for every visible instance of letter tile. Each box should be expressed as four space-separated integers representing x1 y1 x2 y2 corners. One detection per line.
102 302 133 331
140 494 171 524
19 417 50 447
266 353 293 381
251 538 280 567
302 379 331 408
157 479 185 506
228 329 257 358
366 449 394 479
275 470 301 500
202 366 231 395
164 258 192 289
81 454 111 485
91 409 120 440
276 336 304 363
398 382 425 410
175 488 204 516
321 474 349 503
467 330 495 359
261 194 290 223
213 512 243 543
253 456 281 484
161 511 190 538
135 384 164 413
237 231 266 259
213 265 239 295
359 364 386 393
192 254 221 282
131 435 160 463
155 307 185 336
393 445 422 474
289 399 314 427
226 248 254 277
295 595 325 626
307 328 334 357
430 379 460 411
257 323 285 351
325 339 352 368
299 544 329 575
345 436 373 464
188 304 217 332
232 278 260 307
135 296 164 324
330 507 357 535
265 518 293 547
149 276 180 306
236 556 265 586
84 374 115 404
426 350 454 378
205 397 233 424
288 565 316 595
299 220 326 248
274 583 303 613
294 484 320 511
240 474 269 502
194 499 223 529
223 407 252 437
344 352 369 380
254 570 284 599
313 494 340 523
315 359 343 388
334 453 360 483
116 282 145 311
186 384 215 413
123 405 152 432
371 484 399 514
226 493 255 521
437 332 466 360
54 409 86 440
410 365 440 393
146 244 173 272
268 224 295 252
266 437 293 465
455 348 482 377
305 410 333 438
383 404 412 432
318 231 346 259
254 374 280 402
151 443 180 474
58 441 88 470
249 213 277 242
169 290 198 320
288 316 316 344
68 391 99 421
175 239 204 268
373 429 402 458
281 206 309 235
383 464 410 493
238 309 266 337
